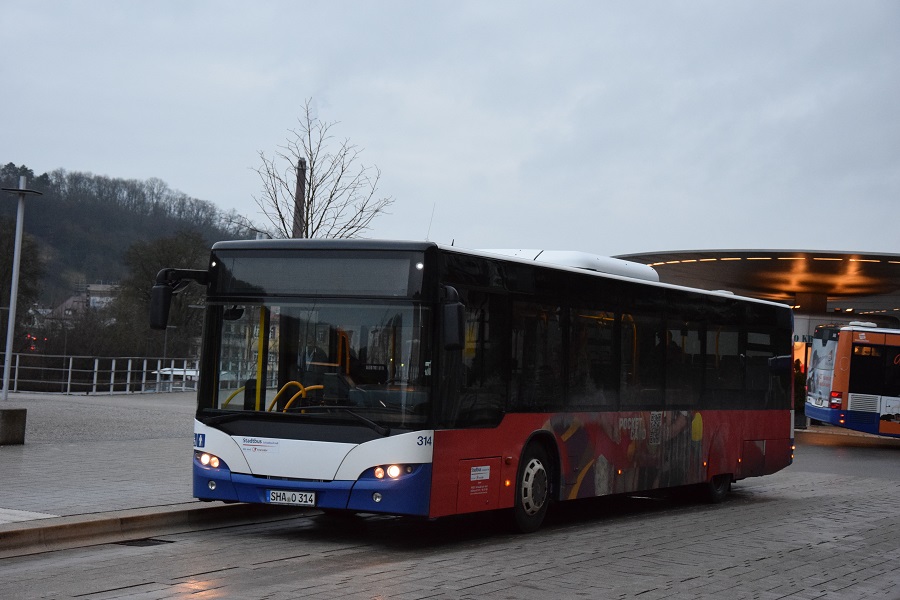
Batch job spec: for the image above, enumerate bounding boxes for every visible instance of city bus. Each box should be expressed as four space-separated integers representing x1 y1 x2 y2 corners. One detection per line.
150 239 795 532
805 323 900 438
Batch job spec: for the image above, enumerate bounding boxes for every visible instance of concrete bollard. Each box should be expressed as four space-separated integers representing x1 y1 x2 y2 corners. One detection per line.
0 408 27 445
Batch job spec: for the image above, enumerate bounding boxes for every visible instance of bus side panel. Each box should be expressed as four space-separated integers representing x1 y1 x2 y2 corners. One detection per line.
429 410 793 519
733 410 793 479
831 335 854 403
430 414 546 518
879 419 900 437
882 333 900 437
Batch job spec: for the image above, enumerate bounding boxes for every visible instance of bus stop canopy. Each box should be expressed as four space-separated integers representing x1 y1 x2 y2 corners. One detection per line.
615 249 900 320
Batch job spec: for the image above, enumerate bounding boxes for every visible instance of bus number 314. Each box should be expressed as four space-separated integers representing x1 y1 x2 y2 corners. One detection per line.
417 435 432 446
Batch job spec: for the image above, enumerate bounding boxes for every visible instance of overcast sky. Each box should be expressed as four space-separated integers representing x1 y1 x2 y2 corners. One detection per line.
4 1 899 256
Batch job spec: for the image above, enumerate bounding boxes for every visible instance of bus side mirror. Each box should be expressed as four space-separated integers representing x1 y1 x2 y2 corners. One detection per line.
442 286 465 351
149 267 210 330
150 284 173 330
443 302 465 350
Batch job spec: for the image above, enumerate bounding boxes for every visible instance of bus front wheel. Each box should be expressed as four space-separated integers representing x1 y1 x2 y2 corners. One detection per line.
512 444 551 533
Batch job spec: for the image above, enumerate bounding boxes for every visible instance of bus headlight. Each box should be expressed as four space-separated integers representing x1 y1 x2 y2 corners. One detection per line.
196 451 221 469
372 464 415 479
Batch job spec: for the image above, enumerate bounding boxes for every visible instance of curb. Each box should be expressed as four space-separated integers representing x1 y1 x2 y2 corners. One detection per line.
0 502 311 559
795 427 900 448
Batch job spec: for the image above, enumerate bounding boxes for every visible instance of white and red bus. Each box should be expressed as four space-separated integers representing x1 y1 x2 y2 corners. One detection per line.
805 323 900 438
151 239 795 532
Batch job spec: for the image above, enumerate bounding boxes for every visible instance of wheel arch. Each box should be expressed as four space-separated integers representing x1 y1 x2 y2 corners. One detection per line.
521 430 562 501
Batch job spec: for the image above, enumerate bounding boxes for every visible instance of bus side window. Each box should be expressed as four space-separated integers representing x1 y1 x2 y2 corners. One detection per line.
704 326 743 408
510 301 564 412
745 303 792 410
745 330 783 409
849 344 885 396
568 309 617 409
665 321 703 408
884 346 900 398
453 291 506 427
620 312 664 408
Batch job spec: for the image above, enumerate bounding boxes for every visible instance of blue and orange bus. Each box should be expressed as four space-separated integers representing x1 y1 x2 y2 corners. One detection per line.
805 323 900 438
151 239 794 531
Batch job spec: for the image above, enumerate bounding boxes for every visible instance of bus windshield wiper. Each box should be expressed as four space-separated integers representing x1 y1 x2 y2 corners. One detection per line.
302 406 391 437
201 411 297 426
201 413 246 425
200 408 390 436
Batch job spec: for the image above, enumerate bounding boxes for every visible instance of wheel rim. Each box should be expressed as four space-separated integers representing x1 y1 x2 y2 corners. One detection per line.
520 457 549 516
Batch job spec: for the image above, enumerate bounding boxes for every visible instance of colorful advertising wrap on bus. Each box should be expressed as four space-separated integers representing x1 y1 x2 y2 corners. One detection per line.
429 409 788 518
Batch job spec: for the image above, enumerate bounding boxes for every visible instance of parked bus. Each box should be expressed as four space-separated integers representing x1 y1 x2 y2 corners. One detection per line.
805 323 900 438
150 239 794 532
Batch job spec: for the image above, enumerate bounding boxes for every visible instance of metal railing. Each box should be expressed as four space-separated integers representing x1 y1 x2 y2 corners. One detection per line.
0 352 199 395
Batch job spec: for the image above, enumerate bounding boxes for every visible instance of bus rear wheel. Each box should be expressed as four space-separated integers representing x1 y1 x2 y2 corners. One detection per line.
703 473 732 503
512 444 551 533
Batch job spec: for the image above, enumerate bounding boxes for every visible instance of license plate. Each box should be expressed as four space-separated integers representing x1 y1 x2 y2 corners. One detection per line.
267 489 316 506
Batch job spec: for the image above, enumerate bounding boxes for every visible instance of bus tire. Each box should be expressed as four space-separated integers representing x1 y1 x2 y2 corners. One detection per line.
703 473 732 504
512 443 551 533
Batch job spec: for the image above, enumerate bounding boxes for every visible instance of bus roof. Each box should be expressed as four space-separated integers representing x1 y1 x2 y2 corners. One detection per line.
819 322 900 335
479 249 659 282
210 239 790 310
212 239 436 252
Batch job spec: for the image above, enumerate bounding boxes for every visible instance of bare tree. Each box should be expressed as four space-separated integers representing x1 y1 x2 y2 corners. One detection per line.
253 99 393 239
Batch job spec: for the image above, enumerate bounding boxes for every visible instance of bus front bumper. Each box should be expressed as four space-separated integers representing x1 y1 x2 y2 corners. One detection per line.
193 461 432 516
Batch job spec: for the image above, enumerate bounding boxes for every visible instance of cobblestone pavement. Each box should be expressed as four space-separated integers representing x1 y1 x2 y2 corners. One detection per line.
1 466 898 600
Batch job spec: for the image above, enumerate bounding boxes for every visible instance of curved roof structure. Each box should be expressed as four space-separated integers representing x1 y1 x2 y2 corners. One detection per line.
615 249 900 320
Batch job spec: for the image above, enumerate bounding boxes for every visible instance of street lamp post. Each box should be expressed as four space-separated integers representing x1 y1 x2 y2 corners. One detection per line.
2 176 42 401
0 176 41 444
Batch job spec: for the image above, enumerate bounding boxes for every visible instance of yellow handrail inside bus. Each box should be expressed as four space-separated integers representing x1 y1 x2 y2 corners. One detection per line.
267 381 304 412
222 386 246 408
255 307 266 411
305 330 352 374
221 381 326 411
282 385 325 412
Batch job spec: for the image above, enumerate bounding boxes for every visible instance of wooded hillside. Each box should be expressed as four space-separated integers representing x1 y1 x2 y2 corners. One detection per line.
0 162 257 306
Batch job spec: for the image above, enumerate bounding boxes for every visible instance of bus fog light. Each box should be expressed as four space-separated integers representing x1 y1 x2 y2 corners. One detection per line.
373 493 382 503
208 480 217 490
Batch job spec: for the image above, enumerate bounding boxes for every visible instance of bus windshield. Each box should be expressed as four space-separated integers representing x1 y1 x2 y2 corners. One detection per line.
204 300 432 430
